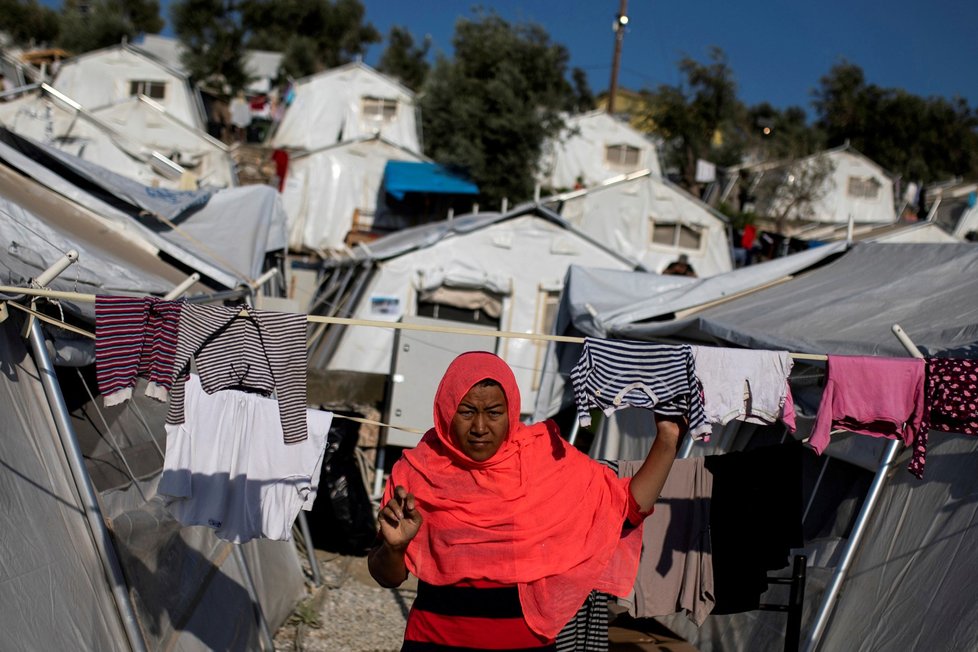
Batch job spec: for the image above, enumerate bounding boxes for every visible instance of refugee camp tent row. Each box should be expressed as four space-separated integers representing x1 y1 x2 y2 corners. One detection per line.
0 84 236 190
0 135 307 650
533 242 978 652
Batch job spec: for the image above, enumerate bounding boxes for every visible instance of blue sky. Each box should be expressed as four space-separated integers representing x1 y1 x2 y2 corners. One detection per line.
48 1 978 117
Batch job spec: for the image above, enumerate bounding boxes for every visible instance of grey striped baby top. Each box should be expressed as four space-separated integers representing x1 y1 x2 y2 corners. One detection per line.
166 303 308 444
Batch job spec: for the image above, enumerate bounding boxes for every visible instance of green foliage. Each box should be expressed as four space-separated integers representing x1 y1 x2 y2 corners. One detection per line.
0 0 59 47
569 67 595 112
378 26 429 92
420 11 577 206
814 61 978 183
289 598 321 628
170 0 250 93
745 102 824 160
643 47 746 190
240 0 380 78
58 0 163 54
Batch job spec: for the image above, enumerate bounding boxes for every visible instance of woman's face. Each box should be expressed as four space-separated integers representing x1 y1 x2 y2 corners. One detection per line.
450 382 509 461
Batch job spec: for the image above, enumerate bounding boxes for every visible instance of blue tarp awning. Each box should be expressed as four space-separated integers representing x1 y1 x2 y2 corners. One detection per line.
382 161 479 200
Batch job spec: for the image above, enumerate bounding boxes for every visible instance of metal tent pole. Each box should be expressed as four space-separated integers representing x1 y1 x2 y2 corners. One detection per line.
296 511 322 586
802 324 923 652
28 317 148 652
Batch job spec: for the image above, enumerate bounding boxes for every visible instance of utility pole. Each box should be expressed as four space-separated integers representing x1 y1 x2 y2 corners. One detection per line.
607 0 629 115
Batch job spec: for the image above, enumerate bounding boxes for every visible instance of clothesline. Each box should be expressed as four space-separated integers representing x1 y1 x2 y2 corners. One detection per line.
0 284 829 359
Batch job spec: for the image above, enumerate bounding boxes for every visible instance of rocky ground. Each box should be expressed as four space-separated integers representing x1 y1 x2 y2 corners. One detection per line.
273 550 416 652
272 549 698 652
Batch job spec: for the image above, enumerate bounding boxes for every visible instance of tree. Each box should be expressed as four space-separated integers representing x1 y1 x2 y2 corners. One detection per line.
420 11 577 206
240 0 380 78
814 61 978 183
751 153 835 233
58 0 163 54
0 0 59 47
170 0 249 94
569 67 594 112
745 102 823 161
643 47 746 193
377 26 429 92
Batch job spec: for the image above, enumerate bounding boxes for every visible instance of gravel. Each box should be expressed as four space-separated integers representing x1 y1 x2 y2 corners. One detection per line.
274 551 417 652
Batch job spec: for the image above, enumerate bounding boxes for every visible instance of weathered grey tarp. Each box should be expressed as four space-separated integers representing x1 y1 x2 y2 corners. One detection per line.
0 319 129 651
0 126 212 220
0 129 287 289
561 242 978 357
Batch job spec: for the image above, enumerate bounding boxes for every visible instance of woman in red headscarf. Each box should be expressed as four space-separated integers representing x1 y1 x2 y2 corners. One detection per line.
368 351 684 651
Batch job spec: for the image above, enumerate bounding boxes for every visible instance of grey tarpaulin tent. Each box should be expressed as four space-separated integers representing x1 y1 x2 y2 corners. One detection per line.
0 151 307 649
537 242 978 651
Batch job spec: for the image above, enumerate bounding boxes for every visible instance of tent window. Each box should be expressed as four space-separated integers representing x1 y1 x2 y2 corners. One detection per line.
605 144 640 168
650 221 703 250
417 286 502 327
129 80 166 100
847 176 881 199
362 96 398 123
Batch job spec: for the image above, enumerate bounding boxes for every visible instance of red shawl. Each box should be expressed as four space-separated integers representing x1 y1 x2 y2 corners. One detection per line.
385 351 643 638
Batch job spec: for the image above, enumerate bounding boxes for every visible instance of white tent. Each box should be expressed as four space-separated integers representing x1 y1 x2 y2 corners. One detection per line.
281 136 426 253
92 95 235 188
539 110 662 190
744 145 897 225
793 218 958 244
269 62 421 154
546 170 734 277
324 205 638 420
51 43 207 131
0 85 235 189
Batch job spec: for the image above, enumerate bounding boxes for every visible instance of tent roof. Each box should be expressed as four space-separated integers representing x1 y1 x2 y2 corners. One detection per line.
352 203 640 267
382 161 478 200
574 242 978 357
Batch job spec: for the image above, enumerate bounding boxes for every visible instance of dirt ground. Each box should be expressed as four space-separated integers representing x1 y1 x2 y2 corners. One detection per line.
274 551 698 652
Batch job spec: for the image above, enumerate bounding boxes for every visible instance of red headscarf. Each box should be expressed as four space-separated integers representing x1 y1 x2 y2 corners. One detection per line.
385 351 644 638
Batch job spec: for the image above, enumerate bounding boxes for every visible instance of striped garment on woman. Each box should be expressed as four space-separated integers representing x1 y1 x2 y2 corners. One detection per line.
166 302 308 443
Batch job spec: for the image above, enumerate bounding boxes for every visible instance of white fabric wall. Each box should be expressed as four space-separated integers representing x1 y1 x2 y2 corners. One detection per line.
0 92 231 190
540 111 661 189
558 174 733 277
52 47 204 130
281 139 424 252
327 215 635 415
770 150 897 225
93 99 235 188
271 63 420 153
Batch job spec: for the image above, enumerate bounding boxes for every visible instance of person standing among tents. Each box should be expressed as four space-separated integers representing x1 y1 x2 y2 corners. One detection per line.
368 351 685 650
229 90 252 143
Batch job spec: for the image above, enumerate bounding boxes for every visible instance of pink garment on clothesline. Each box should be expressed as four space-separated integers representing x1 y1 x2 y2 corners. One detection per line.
809 355 925 455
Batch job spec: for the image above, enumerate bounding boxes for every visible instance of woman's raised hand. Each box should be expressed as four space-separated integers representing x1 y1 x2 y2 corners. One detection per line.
378 485 423 550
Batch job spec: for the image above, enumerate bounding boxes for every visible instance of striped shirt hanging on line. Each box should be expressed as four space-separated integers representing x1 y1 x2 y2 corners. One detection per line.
166 303 309 444
570 338 710 439
95 295 183 406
